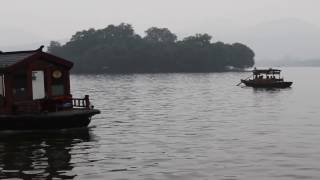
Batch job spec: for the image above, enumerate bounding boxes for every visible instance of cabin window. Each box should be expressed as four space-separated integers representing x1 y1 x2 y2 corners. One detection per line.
0 75 4 96
13 74 28 98
51 70 65 96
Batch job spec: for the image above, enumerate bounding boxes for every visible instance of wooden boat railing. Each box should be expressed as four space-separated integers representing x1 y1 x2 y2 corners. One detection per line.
10 95 91 113
12 95 91 113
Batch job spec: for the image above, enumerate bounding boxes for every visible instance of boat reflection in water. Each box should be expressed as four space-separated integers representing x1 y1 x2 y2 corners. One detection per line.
0 128 94 179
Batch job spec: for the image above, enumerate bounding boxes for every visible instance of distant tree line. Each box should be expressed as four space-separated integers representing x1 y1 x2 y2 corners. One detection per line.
48 23 255 73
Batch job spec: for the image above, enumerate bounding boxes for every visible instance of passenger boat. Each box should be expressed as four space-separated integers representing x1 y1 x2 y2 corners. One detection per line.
239 68 293 88
0 46 100 130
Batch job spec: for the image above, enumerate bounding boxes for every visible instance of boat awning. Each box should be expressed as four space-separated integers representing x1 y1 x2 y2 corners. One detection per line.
253 68 281 75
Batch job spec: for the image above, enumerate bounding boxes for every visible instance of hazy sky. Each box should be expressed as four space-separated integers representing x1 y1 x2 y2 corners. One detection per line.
1 0 320 60
1 0 318 38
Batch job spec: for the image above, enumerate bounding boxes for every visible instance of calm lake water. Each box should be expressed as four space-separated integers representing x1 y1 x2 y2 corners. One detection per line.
1 67 320 179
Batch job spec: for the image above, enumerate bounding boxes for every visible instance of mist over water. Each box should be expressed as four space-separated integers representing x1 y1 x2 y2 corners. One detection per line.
1 67 320 179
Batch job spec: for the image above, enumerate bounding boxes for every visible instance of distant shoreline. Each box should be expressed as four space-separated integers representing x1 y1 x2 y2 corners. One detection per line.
256 59 320 67
49 23 255 74
69 68 250 75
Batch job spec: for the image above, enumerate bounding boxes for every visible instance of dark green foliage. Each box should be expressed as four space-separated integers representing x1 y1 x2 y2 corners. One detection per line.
48 23 255 73
144 27 177 43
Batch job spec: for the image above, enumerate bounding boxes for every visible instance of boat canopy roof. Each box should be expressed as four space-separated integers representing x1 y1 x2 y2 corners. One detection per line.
252 68 281 75
0 46 73 72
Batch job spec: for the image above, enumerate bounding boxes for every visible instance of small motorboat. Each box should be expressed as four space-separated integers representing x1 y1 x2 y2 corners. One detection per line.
239 68 293 88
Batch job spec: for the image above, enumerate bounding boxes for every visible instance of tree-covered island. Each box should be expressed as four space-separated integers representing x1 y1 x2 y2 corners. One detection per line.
48 23 255 73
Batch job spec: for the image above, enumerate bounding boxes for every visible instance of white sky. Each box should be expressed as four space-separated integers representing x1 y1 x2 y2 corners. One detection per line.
1 0 319 39
1 0 320 60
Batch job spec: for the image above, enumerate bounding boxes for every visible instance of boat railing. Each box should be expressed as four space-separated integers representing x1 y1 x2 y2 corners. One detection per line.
72 95 90 109
12 95 91 113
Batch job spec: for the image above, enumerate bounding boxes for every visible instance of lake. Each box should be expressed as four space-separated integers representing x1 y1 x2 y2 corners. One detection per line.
1 67 320 179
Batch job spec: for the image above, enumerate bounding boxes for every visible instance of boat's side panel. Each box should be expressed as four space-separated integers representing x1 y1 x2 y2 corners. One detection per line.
0 109 100 130
243 81 293 88
0 114 90 130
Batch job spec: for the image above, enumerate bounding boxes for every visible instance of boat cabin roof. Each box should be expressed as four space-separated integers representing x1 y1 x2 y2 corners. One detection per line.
0 46 73 72
253 68 281 75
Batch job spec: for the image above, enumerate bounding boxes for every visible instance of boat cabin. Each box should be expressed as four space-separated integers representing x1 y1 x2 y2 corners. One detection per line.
0 46 89 114
252 68 282 81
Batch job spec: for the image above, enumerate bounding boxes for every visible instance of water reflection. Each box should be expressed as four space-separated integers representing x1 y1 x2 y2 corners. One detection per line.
0 128 93 179
252 87 291 93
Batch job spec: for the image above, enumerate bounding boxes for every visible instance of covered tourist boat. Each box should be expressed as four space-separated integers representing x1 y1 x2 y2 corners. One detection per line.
240 68 293 88
0 46 100 130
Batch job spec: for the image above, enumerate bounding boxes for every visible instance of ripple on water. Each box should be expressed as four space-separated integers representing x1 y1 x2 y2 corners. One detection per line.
1 68 320 179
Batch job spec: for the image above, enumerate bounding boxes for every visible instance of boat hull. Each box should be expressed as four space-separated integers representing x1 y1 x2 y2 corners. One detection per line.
241 80 293 88
0 109 100 130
